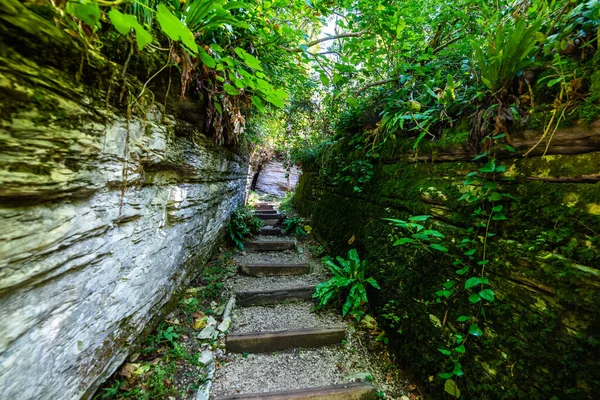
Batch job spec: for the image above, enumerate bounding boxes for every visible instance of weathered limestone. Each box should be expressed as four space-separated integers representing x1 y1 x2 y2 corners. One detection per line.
255 161 301 196
0 3 248 398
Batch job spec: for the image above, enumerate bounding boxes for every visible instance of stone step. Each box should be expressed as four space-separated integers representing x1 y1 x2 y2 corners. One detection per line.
214 382 377 400
255 210 278 215
236 286 315 307
259 227 282 236
262 219 280 226
244 240 295 252
256 213 282 221
254 203 275 209
226 327 346 353
238 262 309 276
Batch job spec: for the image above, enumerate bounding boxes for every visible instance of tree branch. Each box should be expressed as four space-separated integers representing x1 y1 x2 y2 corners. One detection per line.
280 31 367 52
355 78 397 94
433 35 465 54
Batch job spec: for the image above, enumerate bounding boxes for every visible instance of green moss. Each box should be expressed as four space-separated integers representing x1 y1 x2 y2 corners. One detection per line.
294 144 600 399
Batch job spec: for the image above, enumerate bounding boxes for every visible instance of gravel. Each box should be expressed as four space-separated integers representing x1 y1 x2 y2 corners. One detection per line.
235 250 305 264
233 302 342 333
228 274 322 293
252 234 293 242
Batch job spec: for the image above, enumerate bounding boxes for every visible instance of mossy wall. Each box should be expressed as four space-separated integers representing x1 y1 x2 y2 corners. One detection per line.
294 124 600 399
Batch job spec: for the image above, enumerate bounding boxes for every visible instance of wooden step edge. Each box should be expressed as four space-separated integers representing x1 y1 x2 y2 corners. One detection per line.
237 286 315 306
259 227 283 236
244 241 295 251
255 210 278 214
214 382 377 400
262 219 281 226
256 213 282 220
237 263 310 277
226 327 346 354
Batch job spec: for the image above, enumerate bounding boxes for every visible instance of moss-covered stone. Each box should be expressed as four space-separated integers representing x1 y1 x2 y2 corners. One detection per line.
294 136 600 399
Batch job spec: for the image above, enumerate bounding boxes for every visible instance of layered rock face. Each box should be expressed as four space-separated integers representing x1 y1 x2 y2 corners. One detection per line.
255 161 301 196
0 3 247 399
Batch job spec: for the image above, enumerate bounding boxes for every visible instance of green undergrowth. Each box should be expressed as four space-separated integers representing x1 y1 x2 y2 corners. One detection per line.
95 251 236 399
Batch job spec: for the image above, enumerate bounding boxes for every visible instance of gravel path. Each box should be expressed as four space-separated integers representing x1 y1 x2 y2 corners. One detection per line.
228 274 322 293
233 302 341 333
212 327 411 397
235 250 305 264
210 205 412 399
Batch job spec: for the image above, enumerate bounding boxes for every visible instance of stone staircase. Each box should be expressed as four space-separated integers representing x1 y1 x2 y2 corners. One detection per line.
211 202 377 399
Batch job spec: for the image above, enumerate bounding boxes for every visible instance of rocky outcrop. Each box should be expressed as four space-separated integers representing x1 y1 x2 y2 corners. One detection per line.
0 2 247 399
255 161 301 196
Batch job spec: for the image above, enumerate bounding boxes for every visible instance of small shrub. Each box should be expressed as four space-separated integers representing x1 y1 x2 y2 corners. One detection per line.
313 249 380 320
282 217 308 236
227 205 263 249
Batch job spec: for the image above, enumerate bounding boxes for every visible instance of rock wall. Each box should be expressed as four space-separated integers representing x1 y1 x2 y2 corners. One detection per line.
0 3 247 399
255 161 301 196
294 122 600 399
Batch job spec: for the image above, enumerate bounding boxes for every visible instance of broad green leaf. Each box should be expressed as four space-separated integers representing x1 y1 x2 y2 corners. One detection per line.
456 315 471 322
430 244 448 253
366 277 380 289
469 323 483 336
108 10 153 50
157 4 198 54
440 372 453 379
465 277 489 289
320 74 330 86
468 293 481 303
198 47 216 68
444 379 461 398
423 230 445 238
224 83 239 96
393 238 414 246
472 152 488 161
438 348 452 356
455 266 469 275
479 161 495 173
234 47 263 70
453 363 464 377
479 289 495 302
408 215 432 222
67 0 101 28
251 96 265 112
454 345 466 353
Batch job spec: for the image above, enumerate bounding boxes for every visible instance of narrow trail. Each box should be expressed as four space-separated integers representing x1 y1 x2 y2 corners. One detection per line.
208 202 411 399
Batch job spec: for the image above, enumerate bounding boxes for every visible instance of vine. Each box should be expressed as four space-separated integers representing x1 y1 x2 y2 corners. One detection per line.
385 133 514 396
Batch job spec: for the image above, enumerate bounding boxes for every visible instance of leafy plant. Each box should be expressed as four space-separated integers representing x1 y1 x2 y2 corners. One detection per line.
385 132 513 396
100 380 122 399
472 16 544 93
313 249 380 320
227 206 263 249
158 326 179 346
282 217 308 236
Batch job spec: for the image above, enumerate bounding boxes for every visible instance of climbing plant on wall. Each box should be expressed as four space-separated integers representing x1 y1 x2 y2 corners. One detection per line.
385 133 515 396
